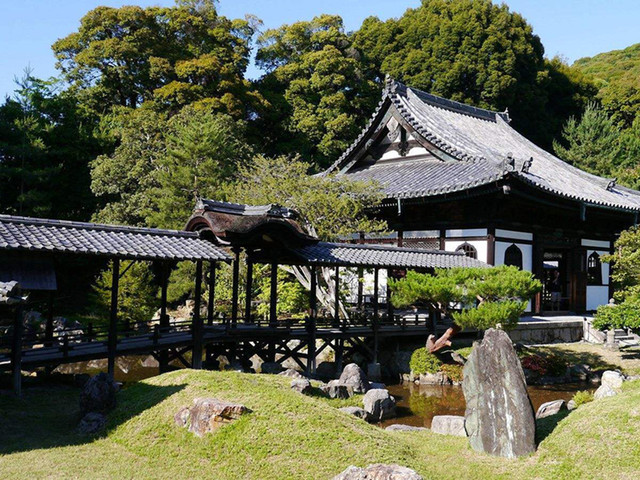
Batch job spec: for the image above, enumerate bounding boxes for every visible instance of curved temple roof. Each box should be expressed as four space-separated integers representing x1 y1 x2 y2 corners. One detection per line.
327 78 640 212
0 215 232 262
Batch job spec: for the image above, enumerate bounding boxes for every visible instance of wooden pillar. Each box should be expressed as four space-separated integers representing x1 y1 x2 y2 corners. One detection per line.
11 305 23 396
192 260 203 369
334 266 340 328
269 261 278 328
245 255 253 323
45 291 54 346
386 269 393 320
356 267 364 310
487 227 496 266
159 262 170 373
107 258 120 378
207 261 216 325
373 268 379 321
231 248 240 327
307 266 317 375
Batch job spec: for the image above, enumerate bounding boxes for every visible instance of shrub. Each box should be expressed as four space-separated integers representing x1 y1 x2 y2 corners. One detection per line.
520 353 567 377
440 363 463 382
593 300 640 333
409 348 442 375
572 390 594 407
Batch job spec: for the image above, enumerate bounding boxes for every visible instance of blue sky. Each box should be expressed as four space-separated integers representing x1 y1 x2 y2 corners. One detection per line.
0 0 638 99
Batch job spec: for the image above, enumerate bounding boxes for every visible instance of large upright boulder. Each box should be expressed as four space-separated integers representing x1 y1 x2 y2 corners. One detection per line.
462 328 536 458
79 372 118 414
339 363 370 393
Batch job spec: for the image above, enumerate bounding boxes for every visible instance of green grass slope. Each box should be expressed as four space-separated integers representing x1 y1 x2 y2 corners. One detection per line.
0 371 639 479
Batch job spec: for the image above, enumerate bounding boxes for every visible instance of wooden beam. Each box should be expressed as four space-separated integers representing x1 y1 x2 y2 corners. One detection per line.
386 269 393 320
107 259 119 378
356 267 364 310
334 266 340 328
192 260 203 369
373 268 379 321
245 255 253 323
231 248 240 327
269 261 278 328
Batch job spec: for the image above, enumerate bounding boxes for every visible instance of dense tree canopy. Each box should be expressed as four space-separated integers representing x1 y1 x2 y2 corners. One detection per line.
254 15 378 167
53 0 261 118
352 0 595 148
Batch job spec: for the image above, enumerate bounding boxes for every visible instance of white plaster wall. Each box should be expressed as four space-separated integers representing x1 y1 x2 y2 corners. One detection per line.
444 239 488 263
587 286 610 311
495 228 533 241
446 229 487 238
494 241 533 272
582 238 611 249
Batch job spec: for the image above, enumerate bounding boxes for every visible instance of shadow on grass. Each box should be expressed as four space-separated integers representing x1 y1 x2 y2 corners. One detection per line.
535 410 571 445
0 378 185 455
533 346 618 370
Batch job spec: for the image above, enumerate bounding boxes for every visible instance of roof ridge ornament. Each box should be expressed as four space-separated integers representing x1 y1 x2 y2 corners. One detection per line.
606 178 617 191
502 152 516 173
521 157 533 174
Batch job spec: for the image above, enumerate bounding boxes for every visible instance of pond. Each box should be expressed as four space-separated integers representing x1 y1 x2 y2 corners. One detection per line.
380 382 591 428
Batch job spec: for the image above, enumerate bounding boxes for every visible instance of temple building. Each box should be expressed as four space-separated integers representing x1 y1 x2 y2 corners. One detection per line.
325 78 640 314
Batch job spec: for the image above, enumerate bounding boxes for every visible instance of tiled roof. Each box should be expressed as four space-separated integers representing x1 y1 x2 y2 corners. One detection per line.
290 242 489 269
329 78 640 211
0 215 232 262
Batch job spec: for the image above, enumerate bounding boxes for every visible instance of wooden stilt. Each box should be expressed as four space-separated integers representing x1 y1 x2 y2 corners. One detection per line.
373 268 379 321
192 260 203 369
245 255 253 323
334 266 340 328
107 259 119 378
231 248 240 327
11 305 23 397
45 291 54 346
269 261 277 328
357 267 364 310
307 266 317 375
386 268 393 320
159 262 170 373
207 261 216 325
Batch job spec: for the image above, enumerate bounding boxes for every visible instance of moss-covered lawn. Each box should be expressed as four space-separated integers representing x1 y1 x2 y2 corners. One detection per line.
1 370 639 479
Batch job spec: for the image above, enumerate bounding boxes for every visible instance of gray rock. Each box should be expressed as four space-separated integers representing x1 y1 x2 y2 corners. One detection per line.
567 400 577 411
363 388 396 422
316 361 337 380
462 328 536 458
77 412 106 434
291 379 313 395
594 384 618 399
141 355 159 368
418 372 451 385
569 363 591 381
430 415 467 437
79 372 117 414
535 400 568 419
279 368 305 379
333 464 423 480
385 424 428 432
601 370 625 390
340 406 370 421
176 398 250 436
321 380 354 399
339 363 370 393
260 361 283 374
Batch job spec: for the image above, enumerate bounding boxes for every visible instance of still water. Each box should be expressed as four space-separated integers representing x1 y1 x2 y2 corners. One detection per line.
381 382 589 428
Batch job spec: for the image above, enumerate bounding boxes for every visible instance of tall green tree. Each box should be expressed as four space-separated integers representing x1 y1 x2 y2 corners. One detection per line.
553 102 623 178
150 108 252 229
0 73 99 219
255 14 378 167
352 0 595 148
53 0 260 118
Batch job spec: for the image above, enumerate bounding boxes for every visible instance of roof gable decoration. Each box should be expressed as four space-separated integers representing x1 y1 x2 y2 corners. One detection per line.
327 77 640 212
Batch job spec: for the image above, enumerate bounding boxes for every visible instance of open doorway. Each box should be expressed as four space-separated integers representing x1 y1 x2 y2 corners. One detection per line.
541 250 570 314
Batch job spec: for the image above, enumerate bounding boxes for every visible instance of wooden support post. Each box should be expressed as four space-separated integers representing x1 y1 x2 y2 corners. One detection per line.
45 291 54 346
231 248 240 327
159 262 170 373
307 266 317 375
269 261 278 328
11 306 23 397
192 260 203 369
386 269 393 320
107 259 119 378
357 267 364 310
245 255 253 323
207 261 216 326
373 268 379 322
335 339 344 374
334 266 340 328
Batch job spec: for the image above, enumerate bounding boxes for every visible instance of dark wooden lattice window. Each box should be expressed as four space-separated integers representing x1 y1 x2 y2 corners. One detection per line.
587 252 602 285
504 244 523 269
456 242 477 259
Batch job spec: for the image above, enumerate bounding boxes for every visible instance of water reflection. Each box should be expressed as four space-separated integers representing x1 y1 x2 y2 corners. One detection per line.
382 382 590 428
